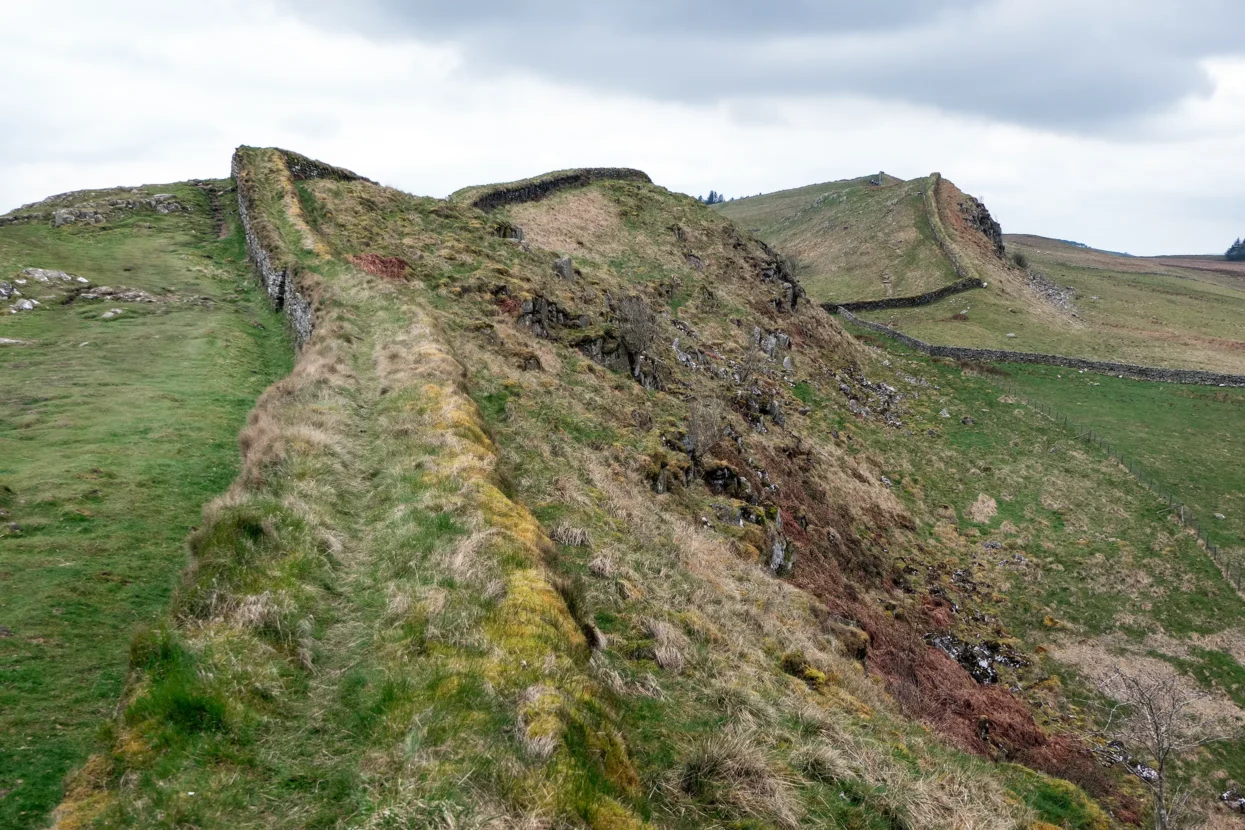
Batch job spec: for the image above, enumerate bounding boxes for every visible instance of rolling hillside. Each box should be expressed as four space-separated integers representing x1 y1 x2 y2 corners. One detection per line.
4 150 1245 828
715 174 959 304
723 177 1245 375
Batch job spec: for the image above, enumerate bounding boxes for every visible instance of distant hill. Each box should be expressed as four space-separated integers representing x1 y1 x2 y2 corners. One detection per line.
719 176 1245 373
715 173 957 303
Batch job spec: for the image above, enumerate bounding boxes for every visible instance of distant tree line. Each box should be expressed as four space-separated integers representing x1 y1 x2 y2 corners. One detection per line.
698 190 729 205
1227 238 1245 261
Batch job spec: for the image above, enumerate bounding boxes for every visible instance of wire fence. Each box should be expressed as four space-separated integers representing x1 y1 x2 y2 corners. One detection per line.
993 377 1243 595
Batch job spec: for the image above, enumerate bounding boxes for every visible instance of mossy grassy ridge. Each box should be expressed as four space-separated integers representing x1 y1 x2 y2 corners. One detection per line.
54 150 650 828
297 170 1114 828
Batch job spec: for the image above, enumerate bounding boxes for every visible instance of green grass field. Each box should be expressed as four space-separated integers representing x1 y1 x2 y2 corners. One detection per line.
999 364 1245 562
841 321 1245 791
0 187 290 828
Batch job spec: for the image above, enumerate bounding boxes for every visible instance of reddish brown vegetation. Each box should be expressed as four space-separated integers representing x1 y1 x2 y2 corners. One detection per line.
349 253 410 280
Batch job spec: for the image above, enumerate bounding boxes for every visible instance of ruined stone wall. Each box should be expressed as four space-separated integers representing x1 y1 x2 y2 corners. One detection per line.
277 149 370 183
231 150 315 348
836 308 1245 387
466 168 652 212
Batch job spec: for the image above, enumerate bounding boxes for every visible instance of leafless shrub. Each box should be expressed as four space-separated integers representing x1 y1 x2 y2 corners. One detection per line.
737 343 766 388
1097 670 1238 830
686 398 725 461
616 294 659 355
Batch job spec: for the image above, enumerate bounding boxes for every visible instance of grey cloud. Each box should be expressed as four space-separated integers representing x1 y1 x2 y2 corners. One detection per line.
283 0 1245 131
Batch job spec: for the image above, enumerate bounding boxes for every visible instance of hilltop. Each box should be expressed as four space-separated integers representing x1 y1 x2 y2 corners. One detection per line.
3 150 1245 829
715 173 959 304
723 178 1245 374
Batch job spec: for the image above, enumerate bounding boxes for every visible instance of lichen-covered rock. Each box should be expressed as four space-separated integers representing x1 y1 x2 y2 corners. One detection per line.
553 256 576 280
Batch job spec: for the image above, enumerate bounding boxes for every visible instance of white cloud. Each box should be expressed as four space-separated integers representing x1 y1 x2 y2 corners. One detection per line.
1 0 1243 254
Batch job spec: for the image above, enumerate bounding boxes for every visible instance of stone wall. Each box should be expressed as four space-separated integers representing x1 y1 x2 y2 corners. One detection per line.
232 150 315 348
836 308 1245 387
277 149 370 183
829 276 984 313
466 168 652 212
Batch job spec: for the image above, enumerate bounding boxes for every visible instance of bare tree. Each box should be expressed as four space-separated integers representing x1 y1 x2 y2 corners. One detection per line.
1097 671 1235 830
737 343 766 388
616 294 659 356
686 398 725 463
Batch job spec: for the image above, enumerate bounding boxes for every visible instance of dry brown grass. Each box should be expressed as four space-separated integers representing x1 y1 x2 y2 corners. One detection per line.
678 730 802 829
969 493 999 523
643 617 690 673
507 188 628 260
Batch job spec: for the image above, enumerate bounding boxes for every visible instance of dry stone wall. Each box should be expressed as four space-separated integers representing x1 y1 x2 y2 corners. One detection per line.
837 308 1245 387
278 150 370 183
466 168 652 212
232 150 320 347
830 277 984 313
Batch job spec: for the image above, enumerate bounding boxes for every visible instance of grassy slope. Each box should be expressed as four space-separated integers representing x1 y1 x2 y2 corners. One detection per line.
50 155 1124 829
0 186 290 828
299 175 1120 828
857 233 1245 374
999 364 1245 561
715 174 958 303
842 322 1245 799
47 151 1245 828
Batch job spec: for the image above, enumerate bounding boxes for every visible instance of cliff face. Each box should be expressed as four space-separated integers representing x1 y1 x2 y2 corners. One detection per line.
958 193 1005 259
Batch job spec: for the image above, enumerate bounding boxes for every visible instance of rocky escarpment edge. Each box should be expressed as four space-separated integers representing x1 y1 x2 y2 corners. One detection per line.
455 167 653 212
276 149 371 184
232 149 316 347
837 308 1245 387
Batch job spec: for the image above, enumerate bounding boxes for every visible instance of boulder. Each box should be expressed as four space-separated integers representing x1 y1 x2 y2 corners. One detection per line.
553 256 575 280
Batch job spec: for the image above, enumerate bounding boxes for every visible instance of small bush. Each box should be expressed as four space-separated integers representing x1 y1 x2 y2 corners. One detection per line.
1011 251 1029 270
686 398 725 460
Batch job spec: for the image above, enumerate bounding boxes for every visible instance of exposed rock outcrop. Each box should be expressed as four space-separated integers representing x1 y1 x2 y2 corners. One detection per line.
958 195 1005 259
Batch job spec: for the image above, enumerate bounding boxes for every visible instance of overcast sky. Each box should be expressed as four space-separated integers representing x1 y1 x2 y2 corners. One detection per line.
3 0 1244 255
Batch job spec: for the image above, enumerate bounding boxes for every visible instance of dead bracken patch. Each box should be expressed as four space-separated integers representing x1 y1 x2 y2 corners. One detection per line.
348 253 411 280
